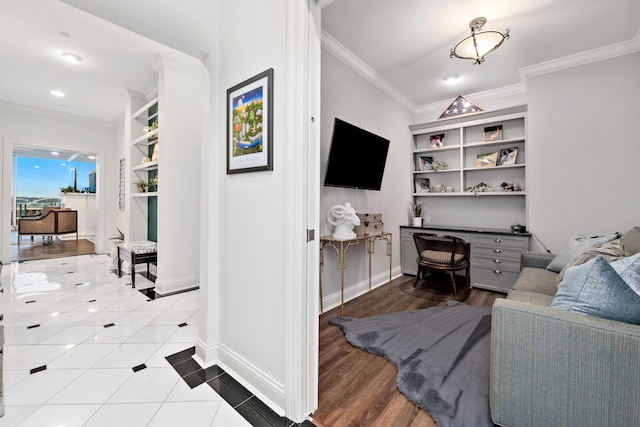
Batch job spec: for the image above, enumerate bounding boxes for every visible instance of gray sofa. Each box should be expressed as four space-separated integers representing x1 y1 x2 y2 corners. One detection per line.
490 245 640 426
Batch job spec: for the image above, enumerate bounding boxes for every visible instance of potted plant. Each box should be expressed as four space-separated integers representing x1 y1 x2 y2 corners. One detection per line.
135 179 148 193
108 228 125 269
408 200 423 227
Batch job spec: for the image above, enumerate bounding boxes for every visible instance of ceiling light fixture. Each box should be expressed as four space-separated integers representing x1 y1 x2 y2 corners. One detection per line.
450 17 509 65
61 51 83 64
51 90 65 97
51 151 59 155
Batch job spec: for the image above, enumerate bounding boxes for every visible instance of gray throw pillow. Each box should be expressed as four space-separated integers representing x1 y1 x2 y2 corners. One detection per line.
556 239 626 286
621 226 640 256
552 253 640 324
546 232 620 273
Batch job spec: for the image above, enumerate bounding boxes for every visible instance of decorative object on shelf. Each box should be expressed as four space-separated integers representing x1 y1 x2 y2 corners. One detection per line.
327 202 360 240
141 157 150 164
151 142 159 161
465 182 494 193
450 17 510 64
429 134 445 149
227 68 274 174
498 147 518 166
501 181 521 192
476 152 498 168
415 178 430 194
135 179 148 193
445 185 454 193
150 174 158 192
418 156 433 171
432 184 446 193
143 121 158 134
439 94 483 119
119 158 125 211
483 125 503 142
408 200 423 227
431 160 448 172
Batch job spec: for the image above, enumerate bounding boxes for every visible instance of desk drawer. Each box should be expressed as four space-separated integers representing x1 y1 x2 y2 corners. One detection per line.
471 234 529 250
471 256 520 273
471 266 519 292
472 246 522 262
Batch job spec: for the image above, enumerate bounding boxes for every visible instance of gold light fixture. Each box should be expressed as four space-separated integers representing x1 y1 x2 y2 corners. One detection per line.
450 17 509 65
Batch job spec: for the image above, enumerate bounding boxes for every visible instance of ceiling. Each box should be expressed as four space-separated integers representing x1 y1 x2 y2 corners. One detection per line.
0 0 639 126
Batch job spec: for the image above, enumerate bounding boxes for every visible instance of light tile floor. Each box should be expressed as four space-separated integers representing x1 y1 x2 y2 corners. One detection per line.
0 254 252 427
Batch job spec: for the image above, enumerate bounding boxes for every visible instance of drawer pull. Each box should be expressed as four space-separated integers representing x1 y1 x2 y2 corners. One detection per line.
493 270 503 274
493 259 502 264
495 238 503 243
494 249 502 253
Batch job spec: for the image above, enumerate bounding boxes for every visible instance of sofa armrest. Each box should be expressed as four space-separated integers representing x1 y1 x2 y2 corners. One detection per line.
490 299 640 427
520 251 555 270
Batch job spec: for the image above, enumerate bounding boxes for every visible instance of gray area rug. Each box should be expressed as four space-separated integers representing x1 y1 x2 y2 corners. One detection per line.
329 301 493 427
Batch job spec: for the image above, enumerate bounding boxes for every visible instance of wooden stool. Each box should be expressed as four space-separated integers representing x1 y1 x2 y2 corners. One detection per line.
117 241 158 288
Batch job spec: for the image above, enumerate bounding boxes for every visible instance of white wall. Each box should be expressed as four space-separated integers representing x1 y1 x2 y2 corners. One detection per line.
527 52 640 252
0 104 116 262
320 50 415 310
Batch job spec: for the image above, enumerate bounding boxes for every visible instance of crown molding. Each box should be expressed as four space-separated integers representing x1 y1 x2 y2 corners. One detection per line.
321 30 417 113
0 100 114 128
520 28 640 85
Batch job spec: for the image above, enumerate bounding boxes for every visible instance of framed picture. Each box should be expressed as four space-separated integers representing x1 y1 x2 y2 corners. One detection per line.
483 125 502 142
418 156 433 171
498 147 518 166
415 178 430 193
429 134 445 148
476 151 498 168
227 68 274 174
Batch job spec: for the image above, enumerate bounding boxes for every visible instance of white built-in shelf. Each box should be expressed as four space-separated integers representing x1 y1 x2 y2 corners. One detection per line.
132 97 159 122
133 191 158 198
414 191 526 197
132 128 159 146
133 160 158 172
462 164 526 172
413 169 461 175
464 137 525 149
414 145 461 154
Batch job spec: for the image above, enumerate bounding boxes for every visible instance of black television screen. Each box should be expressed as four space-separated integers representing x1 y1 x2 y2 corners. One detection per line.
324 118 390 191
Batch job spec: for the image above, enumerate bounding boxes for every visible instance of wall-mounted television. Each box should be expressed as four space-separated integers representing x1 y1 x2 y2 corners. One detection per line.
324 118 390 191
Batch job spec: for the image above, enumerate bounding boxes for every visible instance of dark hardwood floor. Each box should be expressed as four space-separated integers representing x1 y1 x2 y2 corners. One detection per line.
312 273 505 427
10 232 95 262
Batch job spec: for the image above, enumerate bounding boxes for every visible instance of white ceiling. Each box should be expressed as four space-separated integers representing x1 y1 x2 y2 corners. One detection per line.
0 0 639 125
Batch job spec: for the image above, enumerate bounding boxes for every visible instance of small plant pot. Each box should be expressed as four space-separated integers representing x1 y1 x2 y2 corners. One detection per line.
412 217 422 227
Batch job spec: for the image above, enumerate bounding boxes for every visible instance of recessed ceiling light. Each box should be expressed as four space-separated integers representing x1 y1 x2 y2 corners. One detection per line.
88 155 96 160
51 90 65 97
34 165 40 169
58 31 71 38
61 52 83 64
51 151 59 155
443 73 461 84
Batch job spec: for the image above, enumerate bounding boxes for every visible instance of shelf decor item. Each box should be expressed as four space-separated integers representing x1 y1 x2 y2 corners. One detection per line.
476 152 498 168
415 178 430 193
431 160 448 172
135 179 148 193
227 68 274 174
418 156 433 171
429 134 445 149
498 147 518 166
439 94 483 119
408 200 423 226
483 125 502 142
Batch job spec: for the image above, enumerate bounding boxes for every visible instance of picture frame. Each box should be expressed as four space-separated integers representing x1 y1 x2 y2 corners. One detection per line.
498 147 518 166
418 156 433 171
415 178 430 193
429 134 445 149
476 151 498 168
483 125 502 142
227 68 274 174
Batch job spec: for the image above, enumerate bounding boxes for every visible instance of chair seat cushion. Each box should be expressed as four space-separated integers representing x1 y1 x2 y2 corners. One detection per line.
119 240 157 254
419 249 465 265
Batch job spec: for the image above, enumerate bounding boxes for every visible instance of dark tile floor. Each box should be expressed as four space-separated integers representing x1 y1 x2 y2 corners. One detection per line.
166 347 315 427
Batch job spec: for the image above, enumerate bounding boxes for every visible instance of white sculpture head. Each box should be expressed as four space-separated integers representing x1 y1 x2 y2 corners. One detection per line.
327 202 361 240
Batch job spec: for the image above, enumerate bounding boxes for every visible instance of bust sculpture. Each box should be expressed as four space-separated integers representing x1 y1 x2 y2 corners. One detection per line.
327 202 360 240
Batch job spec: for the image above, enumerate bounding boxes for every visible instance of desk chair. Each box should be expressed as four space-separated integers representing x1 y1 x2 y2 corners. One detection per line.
413 233 470 296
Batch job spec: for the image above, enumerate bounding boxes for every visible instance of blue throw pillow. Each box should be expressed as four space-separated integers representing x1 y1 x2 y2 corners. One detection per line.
552 253 640 324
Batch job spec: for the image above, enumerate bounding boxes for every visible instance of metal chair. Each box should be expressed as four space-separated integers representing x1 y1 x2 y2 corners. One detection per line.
412 233 470 295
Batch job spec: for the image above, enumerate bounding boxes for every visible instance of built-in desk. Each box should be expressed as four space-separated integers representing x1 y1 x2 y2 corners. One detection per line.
401 225 530 293
320 233 392 318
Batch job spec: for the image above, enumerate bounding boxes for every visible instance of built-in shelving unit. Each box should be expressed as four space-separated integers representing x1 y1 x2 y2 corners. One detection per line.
409 106 528 228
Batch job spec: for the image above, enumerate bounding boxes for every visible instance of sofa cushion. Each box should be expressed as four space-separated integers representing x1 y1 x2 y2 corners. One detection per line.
512 267 558 296
621 226 640 256
546 232 620 273
556 239 626 285
506 289 555 307
551 253 640 324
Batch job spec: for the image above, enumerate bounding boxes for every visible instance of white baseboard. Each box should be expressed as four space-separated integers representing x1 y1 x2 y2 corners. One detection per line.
154 274 199 295
321 267 403 312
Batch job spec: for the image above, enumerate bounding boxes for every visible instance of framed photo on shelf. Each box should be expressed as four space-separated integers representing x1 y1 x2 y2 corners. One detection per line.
476 151 499 168
418 156 433 171
227 68 274 174
498 147 518 166
483 125 502 142
429 134 445 148
415 178 430 193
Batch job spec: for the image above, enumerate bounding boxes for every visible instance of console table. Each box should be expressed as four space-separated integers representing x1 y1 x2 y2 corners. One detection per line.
401 225 530 293
320 232 392 318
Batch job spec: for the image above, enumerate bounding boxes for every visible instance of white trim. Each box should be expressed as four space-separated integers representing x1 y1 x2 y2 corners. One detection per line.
153 275 200 295
316 0 338 9
520 29 640 85
321 268 403 313
0 100 114 128
192 338 220 368
321 30 417 113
